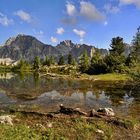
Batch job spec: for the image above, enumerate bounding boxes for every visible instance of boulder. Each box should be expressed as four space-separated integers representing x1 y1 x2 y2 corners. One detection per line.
0 115 14 125
97 108 115 117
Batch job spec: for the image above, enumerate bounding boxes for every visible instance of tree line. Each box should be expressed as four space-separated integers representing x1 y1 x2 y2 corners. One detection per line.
11 53 77 72
79 26 140 74
11 26 140 74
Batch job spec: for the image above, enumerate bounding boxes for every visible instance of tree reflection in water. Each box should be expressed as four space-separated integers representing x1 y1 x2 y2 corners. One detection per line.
0 72 139 119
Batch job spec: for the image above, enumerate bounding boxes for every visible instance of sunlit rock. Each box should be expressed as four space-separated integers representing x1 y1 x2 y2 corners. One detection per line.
97 108 115 117
0 115 14 125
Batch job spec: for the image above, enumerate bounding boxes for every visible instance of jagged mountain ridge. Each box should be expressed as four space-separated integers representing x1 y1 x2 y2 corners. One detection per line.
0 34 108 62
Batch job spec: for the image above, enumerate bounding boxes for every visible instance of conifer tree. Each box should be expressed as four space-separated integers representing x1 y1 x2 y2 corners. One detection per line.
58 55 65 65
68 53 73 65
79 50 90 73
33 57 40 70
90 51 107 74
105 36 126 72
129 26 140 65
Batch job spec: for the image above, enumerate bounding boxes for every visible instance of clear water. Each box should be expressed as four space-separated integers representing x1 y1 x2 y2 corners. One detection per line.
0 72 139 119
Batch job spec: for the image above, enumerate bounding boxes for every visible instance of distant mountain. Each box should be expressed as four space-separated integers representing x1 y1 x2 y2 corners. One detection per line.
0 34 60 61
0 34 108 62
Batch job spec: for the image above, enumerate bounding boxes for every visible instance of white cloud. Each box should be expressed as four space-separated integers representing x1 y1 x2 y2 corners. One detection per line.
73 29 86 38
57 27 65 35
104 4 120 14
120 0 140 8
66 2 77 16
62 2 77 25
63 1 105 25
51 36 58 43
0 12 14 26
15 10 31 23
80 1 105 21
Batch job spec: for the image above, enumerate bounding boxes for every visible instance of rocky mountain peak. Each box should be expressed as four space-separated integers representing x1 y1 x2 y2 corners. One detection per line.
0 34 108 62
4 37 16 46
4 34 37 46
59 40 74 47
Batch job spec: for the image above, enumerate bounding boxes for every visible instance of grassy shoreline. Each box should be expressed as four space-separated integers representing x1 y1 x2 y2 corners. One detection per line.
40 73 131 83
0 64 132 82
0 112 139 140
0 72 138 140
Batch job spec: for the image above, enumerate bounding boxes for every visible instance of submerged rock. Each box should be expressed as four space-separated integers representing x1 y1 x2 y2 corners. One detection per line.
97 108 115 117
0 115 14 125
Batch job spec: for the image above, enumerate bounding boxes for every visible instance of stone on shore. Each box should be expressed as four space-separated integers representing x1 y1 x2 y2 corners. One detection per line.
0 115 14 125
97 108 115 117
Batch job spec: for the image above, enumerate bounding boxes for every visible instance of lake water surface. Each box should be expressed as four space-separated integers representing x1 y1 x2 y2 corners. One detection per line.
0 73 139 119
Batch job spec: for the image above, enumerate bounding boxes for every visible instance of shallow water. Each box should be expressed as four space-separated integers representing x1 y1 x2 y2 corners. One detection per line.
0 72 139 119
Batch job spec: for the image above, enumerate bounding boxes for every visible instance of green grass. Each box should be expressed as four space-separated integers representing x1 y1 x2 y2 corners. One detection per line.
90 73 130 81
93 73 130 81
0 115 139 140
0 117 113 140
0 124 46 140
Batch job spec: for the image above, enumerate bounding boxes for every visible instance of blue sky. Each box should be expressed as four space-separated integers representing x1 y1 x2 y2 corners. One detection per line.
0 0 139 49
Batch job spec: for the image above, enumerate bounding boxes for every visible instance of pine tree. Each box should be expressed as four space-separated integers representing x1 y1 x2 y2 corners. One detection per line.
110 37 125 55
130 26 140 64
79 50 90 73
68 53 73 65
105 36 126 72
58 55 65 65
44 56 51 66
72 58 77 66
44 56 55 66
89 51 107 74
13 59 31 71
49 56 55 65
33 57 40 70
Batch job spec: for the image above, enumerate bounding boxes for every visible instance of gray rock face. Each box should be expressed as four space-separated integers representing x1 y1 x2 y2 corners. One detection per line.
0 35 60 61
56 40 75 55
0 34 108 62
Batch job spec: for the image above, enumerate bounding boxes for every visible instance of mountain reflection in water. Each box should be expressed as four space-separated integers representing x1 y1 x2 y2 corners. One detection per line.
0 72 139 119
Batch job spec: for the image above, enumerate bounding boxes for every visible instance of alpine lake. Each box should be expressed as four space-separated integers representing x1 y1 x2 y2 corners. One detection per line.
0 72 139 120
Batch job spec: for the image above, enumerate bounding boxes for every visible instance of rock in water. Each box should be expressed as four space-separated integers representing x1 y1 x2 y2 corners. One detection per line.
97 108 115 117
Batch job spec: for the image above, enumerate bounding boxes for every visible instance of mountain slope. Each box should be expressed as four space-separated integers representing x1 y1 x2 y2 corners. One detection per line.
0 34 60 61
0 34 108 62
